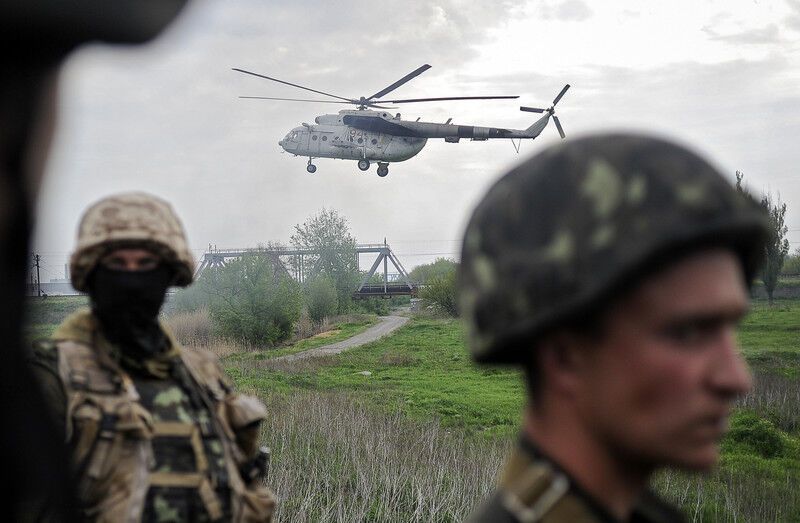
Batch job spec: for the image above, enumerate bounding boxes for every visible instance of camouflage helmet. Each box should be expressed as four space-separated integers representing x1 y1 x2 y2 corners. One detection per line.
458 133 769 364
70 192 194 292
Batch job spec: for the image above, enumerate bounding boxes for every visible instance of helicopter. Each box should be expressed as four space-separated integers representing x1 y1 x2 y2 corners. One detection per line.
233 64 569 177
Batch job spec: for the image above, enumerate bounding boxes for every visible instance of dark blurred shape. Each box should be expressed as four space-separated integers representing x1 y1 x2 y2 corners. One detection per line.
0 1 187 520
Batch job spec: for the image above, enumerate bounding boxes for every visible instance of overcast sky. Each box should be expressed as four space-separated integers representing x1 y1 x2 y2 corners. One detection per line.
33 0 800 282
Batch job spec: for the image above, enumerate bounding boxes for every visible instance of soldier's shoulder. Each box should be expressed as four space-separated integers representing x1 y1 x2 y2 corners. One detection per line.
467 461 597 523
179 346 233 391
30 339 60 366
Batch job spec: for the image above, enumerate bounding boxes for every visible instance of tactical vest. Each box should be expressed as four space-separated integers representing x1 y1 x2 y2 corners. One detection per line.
56 339 274 522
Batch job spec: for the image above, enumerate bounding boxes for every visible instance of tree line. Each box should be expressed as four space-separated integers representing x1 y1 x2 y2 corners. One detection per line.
171 209 402 346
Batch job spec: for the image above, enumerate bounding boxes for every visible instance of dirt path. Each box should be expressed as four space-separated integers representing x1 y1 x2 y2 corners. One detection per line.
275 315 409 362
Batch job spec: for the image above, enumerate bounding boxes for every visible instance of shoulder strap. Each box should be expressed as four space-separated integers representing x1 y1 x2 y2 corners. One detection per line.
180 348 230 401
56 340 128 395
500 462 570 522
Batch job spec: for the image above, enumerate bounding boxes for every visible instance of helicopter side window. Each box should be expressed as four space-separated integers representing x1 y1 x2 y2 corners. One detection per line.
371 138 378 145
322 135 327 141
357 137 363 144
312 134 318 141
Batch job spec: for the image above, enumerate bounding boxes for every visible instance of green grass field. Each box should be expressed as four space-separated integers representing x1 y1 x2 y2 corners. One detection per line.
225 317 525 438
23 293 800 521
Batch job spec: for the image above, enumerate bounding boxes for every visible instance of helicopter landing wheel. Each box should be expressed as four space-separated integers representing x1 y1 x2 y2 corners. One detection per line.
377 163 389 177
306 158 317 173
358 159 370 171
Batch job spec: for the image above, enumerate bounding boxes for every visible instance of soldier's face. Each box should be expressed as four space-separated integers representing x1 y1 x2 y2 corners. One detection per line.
573 249 751 471
100 248 160 272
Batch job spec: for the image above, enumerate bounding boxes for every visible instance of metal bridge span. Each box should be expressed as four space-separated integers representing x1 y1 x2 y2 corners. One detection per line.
195 242 418 298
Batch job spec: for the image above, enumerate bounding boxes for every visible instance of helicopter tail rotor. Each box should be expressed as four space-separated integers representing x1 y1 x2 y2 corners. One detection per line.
553 115 565 139
520 84 570 139
552 84 570 106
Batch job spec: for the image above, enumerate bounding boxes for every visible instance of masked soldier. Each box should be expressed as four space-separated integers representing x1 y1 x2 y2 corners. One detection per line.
31 192 275 522
459 133 769 522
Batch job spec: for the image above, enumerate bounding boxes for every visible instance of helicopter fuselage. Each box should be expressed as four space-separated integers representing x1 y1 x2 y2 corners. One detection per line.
278 108 550 165
279 110 427 163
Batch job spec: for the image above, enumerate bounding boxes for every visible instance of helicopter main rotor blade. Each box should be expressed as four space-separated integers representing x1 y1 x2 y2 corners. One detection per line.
520 106 546 113
380 95 519 104
553 84 570 106
232 68 353 103
553 115 566 139
239 96 352 104
366 64 432 101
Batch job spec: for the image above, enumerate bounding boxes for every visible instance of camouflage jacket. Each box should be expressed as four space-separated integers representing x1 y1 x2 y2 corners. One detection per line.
467 439 685 523
31 309 274 522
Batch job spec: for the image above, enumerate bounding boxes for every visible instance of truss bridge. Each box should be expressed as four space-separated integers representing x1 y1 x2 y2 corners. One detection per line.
195 241 418 298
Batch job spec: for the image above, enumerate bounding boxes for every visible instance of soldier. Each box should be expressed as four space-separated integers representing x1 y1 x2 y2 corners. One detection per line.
459 133 769 522
31 192 275 522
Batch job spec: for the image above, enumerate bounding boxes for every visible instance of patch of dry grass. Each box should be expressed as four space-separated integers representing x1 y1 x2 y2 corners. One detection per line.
166 309 251 358
164 308 212 347
259 391 510 522
738 370 800 433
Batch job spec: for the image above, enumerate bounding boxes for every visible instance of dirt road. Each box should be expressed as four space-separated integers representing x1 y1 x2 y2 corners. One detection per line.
274 315 409 362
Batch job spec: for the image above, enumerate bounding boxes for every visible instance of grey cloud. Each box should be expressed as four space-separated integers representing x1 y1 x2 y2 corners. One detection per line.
785 0 800 31
533 0 593 22
702 23 782 45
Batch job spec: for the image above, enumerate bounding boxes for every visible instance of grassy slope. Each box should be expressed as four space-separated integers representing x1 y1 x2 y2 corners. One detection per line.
226 317 525 437
738 299 800 375
25 295 88 340
227 316 378 360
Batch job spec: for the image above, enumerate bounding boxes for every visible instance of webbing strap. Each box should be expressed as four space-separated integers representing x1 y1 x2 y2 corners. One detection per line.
148 473 223 520
150 421 221 520
151 421 209 473
152 421 194 437
149 471 204 488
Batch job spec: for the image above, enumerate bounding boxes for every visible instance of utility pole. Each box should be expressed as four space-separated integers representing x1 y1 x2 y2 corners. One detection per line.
34 253 41 297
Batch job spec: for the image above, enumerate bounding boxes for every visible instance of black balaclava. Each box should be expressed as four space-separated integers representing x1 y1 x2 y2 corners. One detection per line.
89 264 173 359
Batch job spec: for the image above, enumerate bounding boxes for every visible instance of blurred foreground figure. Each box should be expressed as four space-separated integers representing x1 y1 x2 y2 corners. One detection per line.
459 134 768 522
32 193 276 521
0 2 186 519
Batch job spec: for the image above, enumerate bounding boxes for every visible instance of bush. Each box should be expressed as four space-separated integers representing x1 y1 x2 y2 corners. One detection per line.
420 269 458 316
782 249 800 275
723 412 786 458
206 254 303 347
304 275 338 326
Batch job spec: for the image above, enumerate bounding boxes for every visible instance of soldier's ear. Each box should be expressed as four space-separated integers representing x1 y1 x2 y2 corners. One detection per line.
538 331 590 398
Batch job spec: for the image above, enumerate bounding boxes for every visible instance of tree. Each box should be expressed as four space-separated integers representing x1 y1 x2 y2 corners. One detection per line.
291 208 360 313
206 253 303 346
409 257 457 284
735 171 790 305
760 193 790 305
782 247 800 276
305 275 338 326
